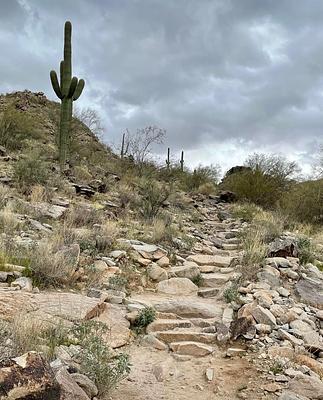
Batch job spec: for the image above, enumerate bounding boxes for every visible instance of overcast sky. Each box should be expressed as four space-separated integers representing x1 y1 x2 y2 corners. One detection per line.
1 0 323 174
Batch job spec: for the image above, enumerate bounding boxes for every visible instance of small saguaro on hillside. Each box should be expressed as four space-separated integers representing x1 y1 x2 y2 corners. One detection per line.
50 21 85 170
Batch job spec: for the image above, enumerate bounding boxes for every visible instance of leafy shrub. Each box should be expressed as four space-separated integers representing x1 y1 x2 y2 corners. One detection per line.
297 236 316 265
13 151 49 192
181 164 220 192
134 307 156 333
222 153 298 208
0 106 38 150
72 321 130 393
137 178 171 220
230 203 262 222
279 179 323 225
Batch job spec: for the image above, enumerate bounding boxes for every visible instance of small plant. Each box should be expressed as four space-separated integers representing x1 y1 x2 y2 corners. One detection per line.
133 307 156 334
223 285 240 303
191 273 203 287
72 320 130 394
297 236 315 265
269 360 285 375
108 275 128 290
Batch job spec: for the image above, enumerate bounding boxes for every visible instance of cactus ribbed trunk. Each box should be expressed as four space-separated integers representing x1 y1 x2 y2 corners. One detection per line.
50 21 85 170
180 150 184 172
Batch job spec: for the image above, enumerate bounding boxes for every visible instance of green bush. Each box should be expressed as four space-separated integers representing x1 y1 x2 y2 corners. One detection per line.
13 151 49 191
70 321 131 394
134 307 156 333
181 164 220 192
279 179 323 224
137 178 171 220
0 106 38 150
222 153 298 208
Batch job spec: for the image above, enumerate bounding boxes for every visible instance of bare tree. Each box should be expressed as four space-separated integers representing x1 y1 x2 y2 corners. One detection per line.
74 107 104 139
313 144 323 178
122 125 166 168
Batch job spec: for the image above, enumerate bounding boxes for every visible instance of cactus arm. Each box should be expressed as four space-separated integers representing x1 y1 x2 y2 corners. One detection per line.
67 77 78 98
50 70 63 99
73 79 85 100
64 21 72 79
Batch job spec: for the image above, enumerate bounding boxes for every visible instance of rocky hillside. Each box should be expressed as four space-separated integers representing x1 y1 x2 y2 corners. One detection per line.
0 91 322 400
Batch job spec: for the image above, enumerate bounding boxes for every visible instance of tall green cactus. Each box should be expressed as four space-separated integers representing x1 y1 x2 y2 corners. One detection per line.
50 21 85 169
166 147 170 169
180 150 184 171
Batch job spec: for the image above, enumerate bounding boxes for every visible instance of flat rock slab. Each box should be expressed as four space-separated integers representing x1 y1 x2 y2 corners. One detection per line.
155 331 216 344
187 254 234 268
155 299 223 319
295 278 323 309
170 341 214 357
147 319 193 333
95 304 131 348
202 273 231 287
0 290 105 324
157 278 198 296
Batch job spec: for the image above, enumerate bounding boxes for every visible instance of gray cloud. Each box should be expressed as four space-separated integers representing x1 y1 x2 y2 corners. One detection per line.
0 0 322 172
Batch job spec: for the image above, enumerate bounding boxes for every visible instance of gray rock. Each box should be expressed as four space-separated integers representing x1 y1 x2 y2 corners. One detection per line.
251 306 276 327
11 277 33 292
295 278 323 309
71 373 98 398
56 368 90 400
147 263 168 282
278 391 310 400
288 374 323 399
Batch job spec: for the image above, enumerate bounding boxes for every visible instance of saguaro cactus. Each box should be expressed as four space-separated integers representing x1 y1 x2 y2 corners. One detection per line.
180 150 184 171
50 21 85 169
166 147 170 169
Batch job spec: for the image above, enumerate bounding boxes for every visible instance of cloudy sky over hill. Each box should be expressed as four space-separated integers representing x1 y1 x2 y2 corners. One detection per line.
1 0 323 174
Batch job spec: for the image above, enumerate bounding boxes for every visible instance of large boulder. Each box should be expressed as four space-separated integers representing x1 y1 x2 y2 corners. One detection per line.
295 277 323 309
288 374 323 399
268 237 298 258
0 352 60 399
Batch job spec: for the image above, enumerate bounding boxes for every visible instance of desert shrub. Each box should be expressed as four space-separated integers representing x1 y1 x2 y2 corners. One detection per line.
108 275 128 290
279 179 323 225
252 210 285 243
65 204 104 228
13 151 49 192
137 178 171 220
223 285 240 303
72 320 130 393
134 307 156 333
181 164 220 192
95 222 120 253
0 184 10 209
222 153 298 208
230 203 262 222
146 216 179 244
0 206 21 234
0 106 38 150
240 228 267 278
197 182 218 195
190 273 203 287
297 236 316 265
27 236 80 287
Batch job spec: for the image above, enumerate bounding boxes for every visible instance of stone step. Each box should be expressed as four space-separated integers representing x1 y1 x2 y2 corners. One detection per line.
147 319 193 333
202 273 232 287
198 266 235 274
169 341 214 357
154 330 217 344
222 243 240 251
198 287 219 298
187 254 234 268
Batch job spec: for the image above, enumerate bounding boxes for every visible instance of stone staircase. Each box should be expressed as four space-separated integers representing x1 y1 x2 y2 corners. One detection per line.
128 202 246 357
